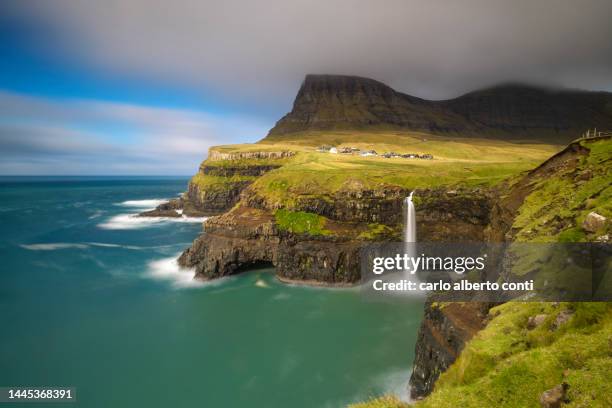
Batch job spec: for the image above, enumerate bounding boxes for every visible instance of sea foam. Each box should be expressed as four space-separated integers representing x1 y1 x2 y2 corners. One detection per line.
145 254 204 289
98 213 206 230
20 243 89 251
117 199 169 208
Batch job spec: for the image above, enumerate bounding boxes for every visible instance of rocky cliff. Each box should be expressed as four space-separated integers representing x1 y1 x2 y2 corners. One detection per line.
265 75 612 143
177 186 493 284
409 302 491 400
408 135 611 400
142 148 294 216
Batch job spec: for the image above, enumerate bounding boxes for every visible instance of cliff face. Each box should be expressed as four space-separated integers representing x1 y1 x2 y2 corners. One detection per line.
409 302 490 399
141 149 294 216
408 135 611 400
178 186 492 283
265 75 612 143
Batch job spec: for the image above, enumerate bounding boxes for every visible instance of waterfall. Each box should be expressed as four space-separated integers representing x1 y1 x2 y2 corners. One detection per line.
403 191 416 243
403 192 417 275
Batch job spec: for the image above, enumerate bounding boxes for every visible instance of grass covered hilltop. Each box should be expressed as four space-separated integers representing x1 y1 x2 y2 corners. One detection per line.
200 130 559 210
158 75 612 407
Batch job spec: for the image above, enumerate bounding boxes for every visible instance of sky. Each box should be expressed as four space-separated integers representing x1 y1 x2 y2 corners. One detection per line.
1 0 611 175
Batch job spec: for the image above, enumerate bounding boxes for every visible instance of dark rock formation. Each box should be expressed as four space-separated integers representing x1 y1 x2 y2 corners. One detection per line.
244 186 491 231
139 179 248 217
416 189 492 241
178 186 492 283
184 179 250 215
208 150 294 161
539 382 570 408
265 75 612 143
141 150 291 218
178 206 361 284
242 186 411 224
139 198 183 217
200 164 282 177
409 302 490 399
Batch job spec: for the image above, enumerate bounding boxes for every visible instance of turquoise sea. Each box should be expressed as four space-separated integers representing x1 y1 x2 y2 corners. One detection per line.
0 177 423 407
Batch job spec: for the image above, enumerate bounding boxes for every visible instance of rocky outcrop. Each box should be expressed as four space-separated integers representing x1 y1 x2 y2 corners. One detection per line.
185 179 250 215
178 206 361 284
582 211 607 233
177 185 493 284
244 186 491 233
200 164 282 177
242 186 411 223
265 75 612 143
208 150 294 161
416 189 492 241
409 302 491 399
539 383 570 408
142 148 293 217
139 180 249 217
139 198 183 217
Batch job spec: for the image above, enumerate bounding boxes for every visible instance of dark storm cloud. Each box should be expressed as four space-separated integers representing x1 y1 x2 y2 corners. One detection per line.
4 0 612 103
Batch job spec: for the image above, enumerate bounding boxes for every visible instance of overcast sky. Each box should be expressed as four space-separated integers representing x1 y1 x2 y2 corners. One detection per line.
1 0 611 174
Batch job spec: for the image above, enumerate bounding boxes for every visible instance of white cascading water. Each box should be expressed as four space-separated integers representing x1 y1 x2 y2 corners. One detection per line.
403 192 417 276
404 191 416 243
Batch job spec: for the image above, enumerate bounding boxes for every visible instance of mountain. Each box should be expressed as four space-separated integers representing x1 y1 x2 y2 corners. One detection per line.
265 74 612 143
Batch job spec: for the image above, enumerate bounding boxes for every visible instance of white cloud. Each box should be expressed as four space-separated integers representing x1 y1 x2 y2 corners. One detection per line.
0 91 268 174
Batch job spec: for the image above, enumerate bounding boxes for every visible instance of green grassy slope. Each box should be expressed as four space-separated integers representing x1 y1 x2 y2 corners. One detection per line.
512 137 611 242
351 137 611 408
194 131 559 210
414 302 611 408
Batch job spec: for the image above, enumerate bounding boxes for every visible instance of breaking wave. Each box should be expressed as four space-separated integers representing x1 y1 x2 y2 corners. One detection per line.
20 243 89 251
117 199 169 209
145 255 204 289
98 213 206 230
20 242 151 251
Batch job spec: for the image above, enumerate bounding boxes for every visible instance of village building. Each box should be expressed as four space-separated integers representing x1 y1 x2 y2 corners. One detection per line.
382 152 401 158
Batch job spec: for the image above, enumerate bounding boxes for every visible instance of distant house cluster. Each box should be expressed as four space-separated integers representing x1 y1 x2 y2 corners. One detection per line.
316 145 433 160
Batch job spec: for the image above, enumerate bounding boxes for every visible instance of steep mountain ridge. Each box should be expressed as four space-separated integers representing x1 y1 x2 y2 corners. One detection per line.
265 75 612 143
266 75 472 136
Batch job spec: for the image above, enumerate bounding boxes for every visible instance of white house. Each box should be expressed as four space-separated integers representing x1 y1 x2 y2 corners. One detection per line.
329 147 338 154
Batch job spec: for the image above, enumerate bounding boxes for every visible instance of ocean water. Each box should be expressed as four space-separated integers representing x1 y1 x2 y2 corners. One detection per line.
0 177 423 407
